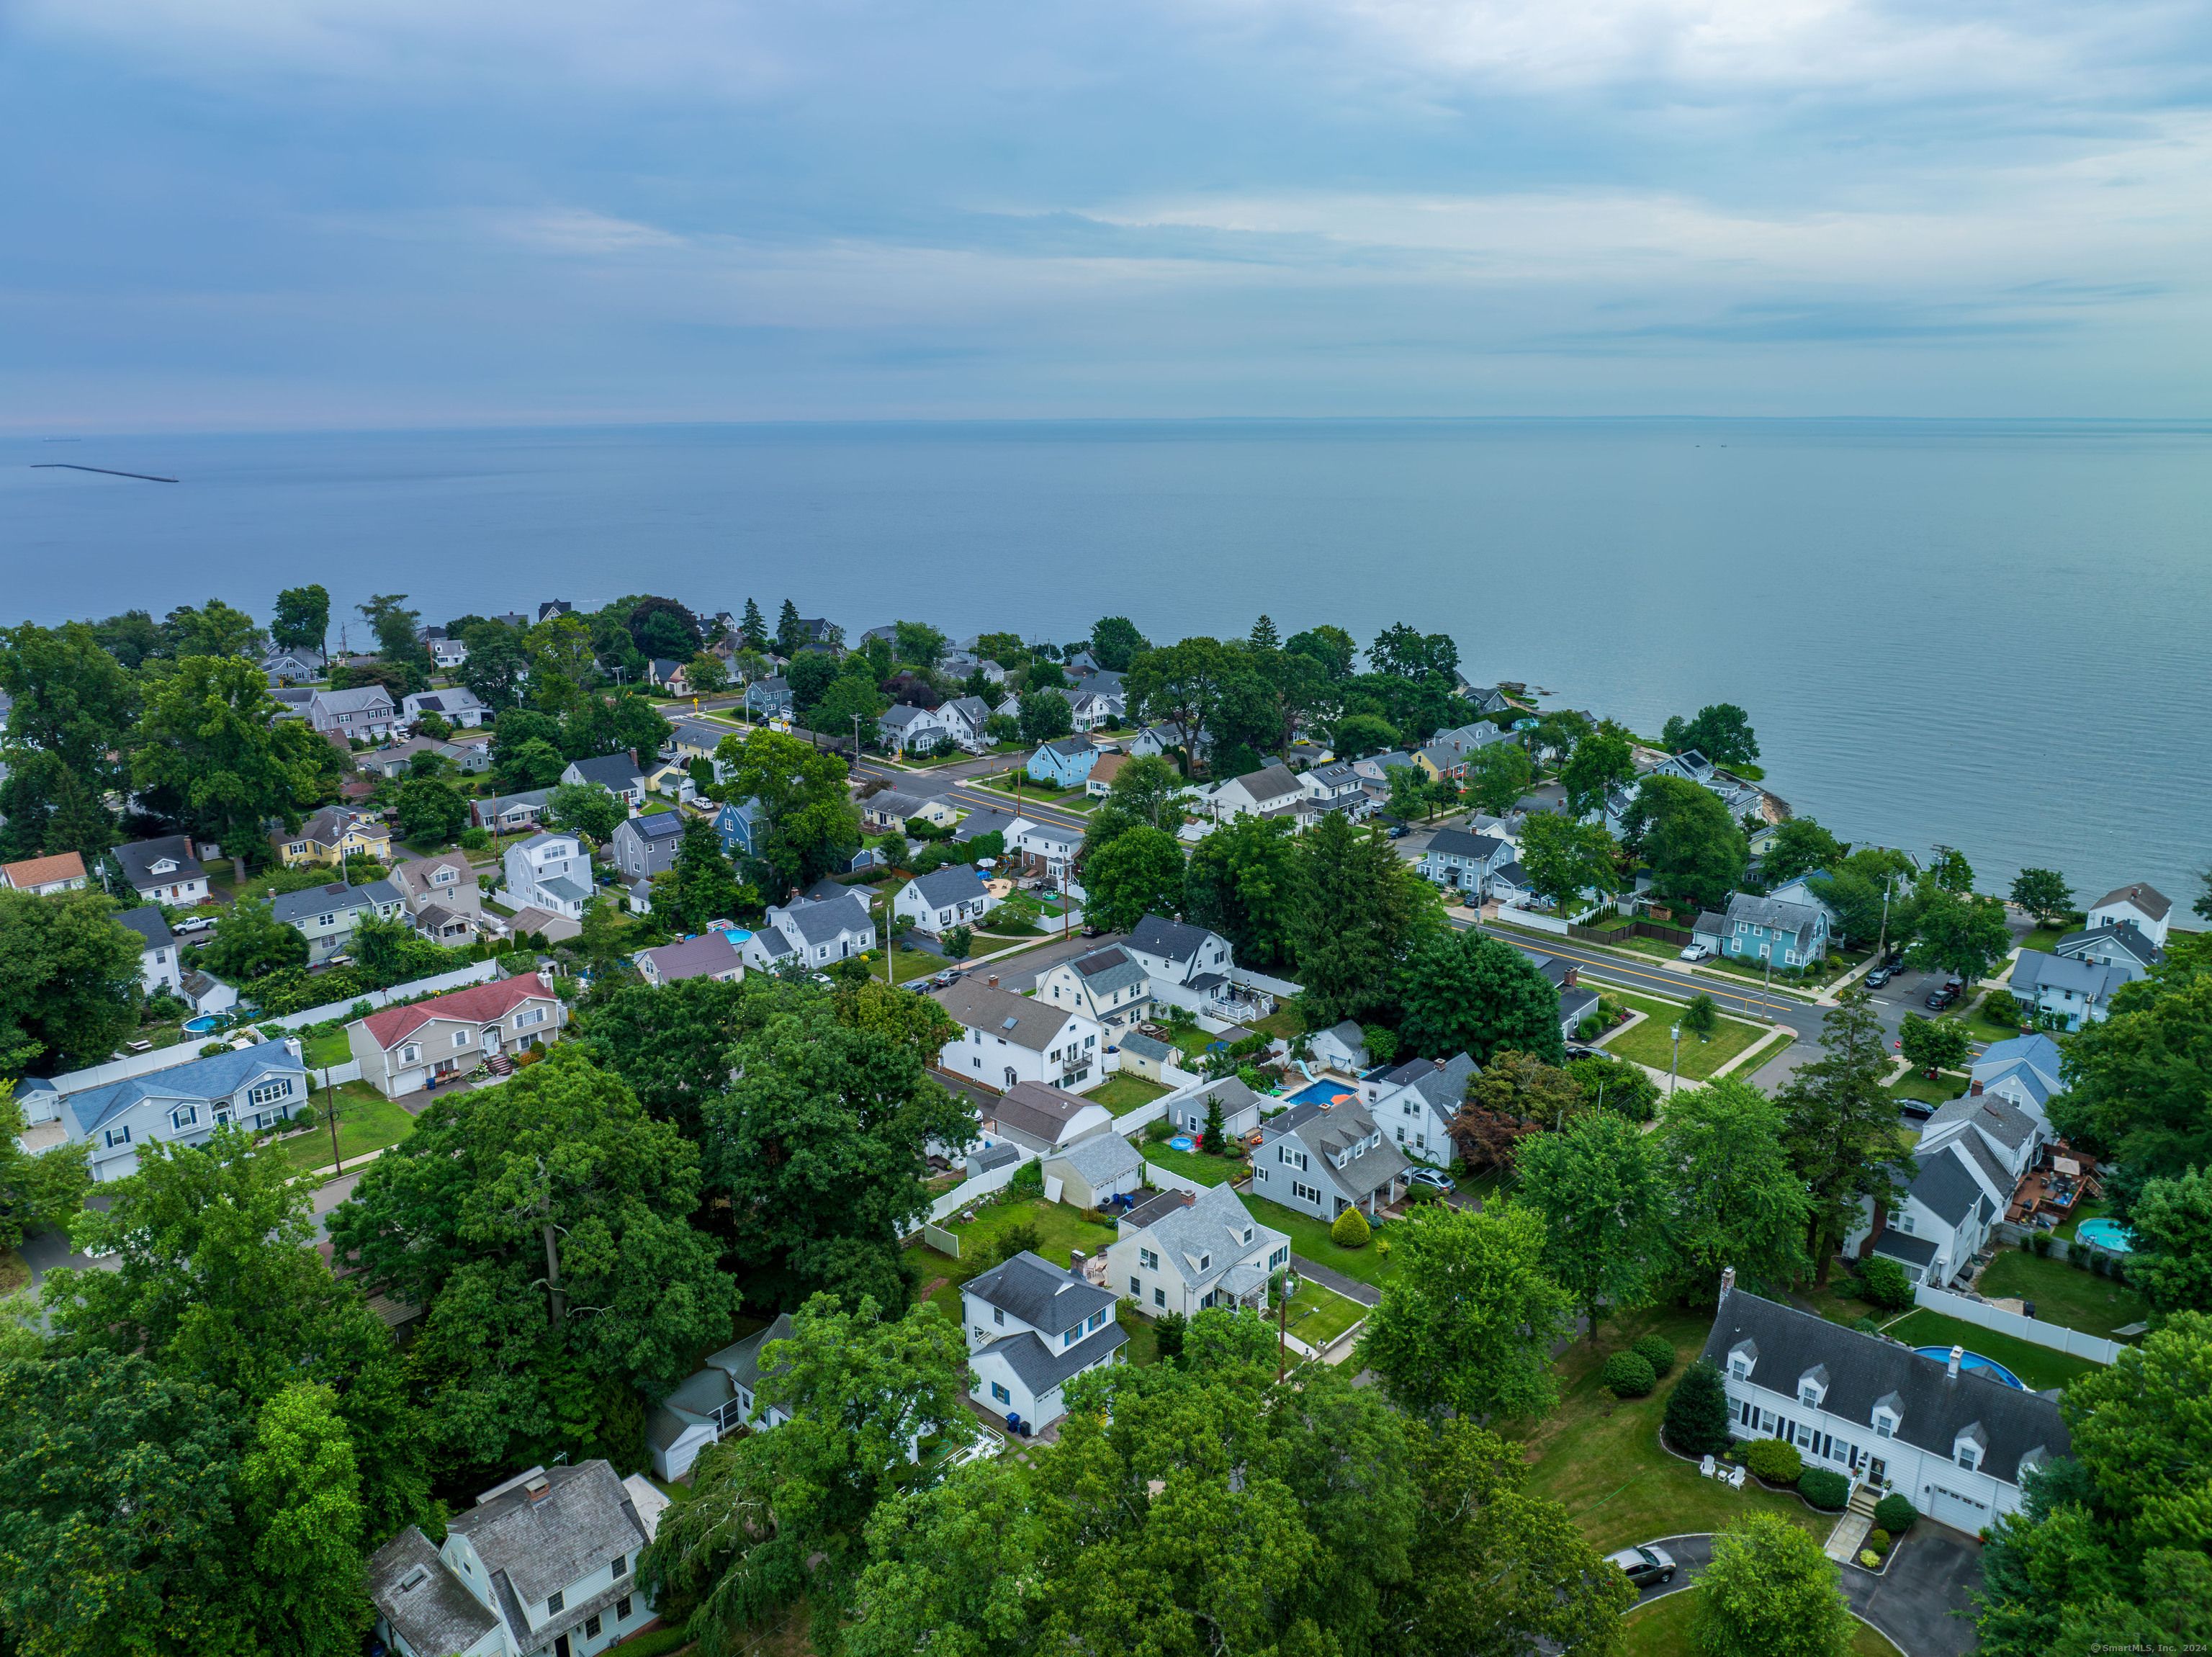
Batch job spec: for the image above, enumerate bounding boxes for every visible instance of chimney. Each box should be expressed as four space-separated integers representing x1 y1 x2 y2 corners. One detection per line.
525 1474 551 1506
987 975 999 988
1719 1265 1735 1298
1564 964 1579 989
1946 1346 1964 1380
1969 1079 1983 1095
1070 1249 1087 1281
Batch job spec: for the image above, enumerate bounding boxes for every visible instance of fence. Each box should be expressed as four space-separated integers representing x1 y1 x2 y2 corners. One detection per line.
926 1148 1038 1223
310 1059 365 1087
1571 918 1697 948
1493 906 1572 935
922 1223 961 1258
258 961 503 1033
1143 1159 1202 1196
1911 1283 2127 1365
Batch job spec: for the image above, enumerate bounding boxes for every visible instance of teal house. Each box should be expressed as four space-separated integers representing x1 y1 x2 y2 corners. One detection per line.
1026 736 1098 789
1720 892 1829 969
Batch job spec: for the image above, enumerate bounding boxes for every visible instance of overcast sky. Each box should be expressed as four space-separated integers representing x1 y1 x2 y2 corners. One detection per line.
6 0 2209 428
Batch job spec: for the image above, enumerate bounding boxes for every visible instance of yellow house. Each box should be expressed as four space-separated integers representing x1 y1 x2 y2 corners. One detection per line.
274 806 394 868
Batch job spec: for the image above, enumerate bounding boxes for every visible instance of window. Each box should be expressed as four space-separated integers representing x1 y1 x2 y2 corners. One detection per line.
517 1007 547 1028
1089 1311 1106 1332
991 1382 1011 1404
1956 1448 1977 1471
1197 1254 1211 1272
1898 1214 1916 1234
992 1306 1004 1326
1154 1287 1166 1308
400 1044 421 1065
1063 1329 1076 1347
611 1554 626 1577
1242 1228 1252 1245
105 1126 132 1149
617 1597 632 1622
248 1077 293 1106
454 1030 471 1048
1269 1247 1288 1269
1139 1248 1158 1270
1730 1360 1748 1380
548 1591 565 1615
1130 1276 1142 1295
1800 1387 1819 1406
1292 1180 1322 1205
585 1616 602 1639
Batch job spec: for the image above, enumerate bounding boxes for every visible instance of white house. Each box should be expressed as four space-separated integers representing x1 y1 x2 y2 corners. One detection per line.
932 979 1106 1092
961 1249 1128 1432
1249 1097 1410 1221
307 685 398 740
986 1079 1117 1154
114 835 210 904
861 789 959 832
0 851 88 894
347 972 566 1097
1298 762 1368 809
1042 1132 1147 1209
1033 944 1152 1028
367 1460 655 1657
2053 920 2162 974
116 906 182 999
1109 1183 1290 1319
1841 1121 2019 1289
1704 1275 2070 1533
561 753 647 812
1969 1035 2065 1123
402 688 490 728
1306 1020 1370 1075
1160 1075 1265 1141
1011 819 1082 885
503 831 595 921
892 864 999 936
1123 914 1241 1018
14 1038 310 1183
1361 1053 1475 1167
760 888 876 966
2085 881 2172 948
878 702 961 757
1199 763 1305 822
937 694 996 750
2008 951 2134 1031
644 1311 796 1480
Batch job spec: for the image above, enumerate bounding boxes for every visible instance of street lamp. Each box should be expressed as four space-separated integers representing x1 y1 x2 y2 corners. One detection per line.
1670 1024 1681 1095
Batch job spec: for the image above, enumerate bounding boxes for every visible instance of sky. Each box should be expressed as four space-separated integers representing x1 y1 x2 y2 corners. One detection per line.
4 0 2210 428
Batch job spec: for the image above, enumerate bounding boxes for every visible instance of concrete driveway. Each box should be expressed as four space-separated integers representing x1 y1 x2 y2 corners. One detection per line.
1629 1523 1983 1656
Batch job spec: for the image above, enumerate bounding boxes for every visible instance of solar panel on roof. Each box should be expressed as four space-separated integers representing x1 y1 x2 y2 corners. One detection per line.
1002 1016 1020 1030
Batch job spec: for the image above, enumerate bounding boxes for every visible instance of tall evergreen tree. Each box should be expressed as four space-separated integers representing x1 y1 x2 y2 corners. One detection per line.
1292 814 1435 1027
1249 613 1280 649
1663 1360 1735 1456
742 597 768 648
1776 991 1917 1282
775 599 804 657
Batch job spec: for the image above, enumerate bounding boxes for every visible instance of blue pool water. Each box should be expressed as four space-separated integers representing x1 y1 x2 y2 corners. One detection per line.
1166 1135 1197 1152
1282 1081 1362 1108
181 1015 222 1034
1914 1348 2027 1390
2074 1217 2137 1254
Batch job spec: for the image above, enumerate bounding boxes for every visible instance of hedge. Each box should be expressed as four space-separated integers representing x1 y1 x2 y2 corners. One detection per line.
1600 1352 1656 1398
1741 1437 1804 1484
1632 1334 1676 1378
1798 1468 1851 1510
1331 1208 1372 1249
1873 1493 1917 1535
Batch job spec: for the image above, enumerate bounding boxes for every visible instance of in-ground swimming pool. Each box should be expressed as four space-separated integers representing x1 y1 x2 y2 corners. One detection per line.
181 1015 223 1034
1914 1347 2026 1390
2074 1217 2137 1254
1281 1081 1362 1109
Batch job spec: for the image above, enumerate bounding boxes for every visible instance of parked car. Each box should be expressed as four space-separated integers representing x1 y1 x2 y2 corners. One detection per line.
1865 964 1895 987
1678 943 1713 962
1606 1544 1677 1589
1081 923 1101 937
1406 1167 1455 1193
1564 1044 1604 1061
1387 824 1410 838
1925 980 1963 1010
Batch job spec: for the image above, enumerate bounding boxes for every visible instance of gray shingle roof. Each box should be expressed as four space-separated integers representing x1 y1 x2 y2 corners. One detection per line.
709 1311 798 1396
627 810 684 842
775 892 871 946
905 863 990 908
1421 827 1492 861
976 1319 1129 1395
932 981 1077 1053
1020 821 1081 850
1699 1289 2069 1485
537 874 593 905
269 881 387 928
2012 951 2131 1002
1116 1032 1173 1062
60 1042 305 1136
447 1460 647 1615
368 1528 500 1657
2055 922 2160 966
1973 1035 2064 1088
953 807 1020 843
1127 1182 1285 1290
114 835 202 887
1262 1100 1408 1200
870 789 936 819
1041 736 1092 758
1230 764 1301 799
1725 892 1822 940
1127 913 1218 966
313 685 395 714
1069 946 1146 998
567 753 644 790
1922 1093 2038 1151
638 930 742 982
991 1081 1105 1145
1046 1132 1145 1190
965 1249 1116 1337
2091 881 2170 922
1910 1142 1990 1226
116 905 173 951
1870 1229 1938 1268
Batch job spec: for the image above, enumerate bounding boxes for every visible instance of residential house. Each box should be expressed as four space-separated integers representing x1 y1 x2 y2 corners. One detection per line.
114 835 210 904
2008 951 2133 1031
1112 1030 1177 1082
952 806 1023 849
862 788 958 832
1199 764 1304 822
2053 919 2163 974
893 864 999 936
1123 914 1241 1018
644 657 691 695
942 650 1008 688
1161 1075 1264 1141
367 1460 655 1657
745 676 795 721
932 981 1106 1092
789 616 840 651
1970 1035 2065 1123
1704 1275 2069 1531
1842 1131 2010 1289
178 969 238 1018
1109 1184 1290 1319
1416 827 1511 894
537 601 573 622
1085 753 1129 798
260 647 326 683
711 796 760 858
639 759 697 807
1299 761 1367 807
401 688 490 729
269 878 407 964
1011 819 1081 884
644 1313 795 1481
1249 1097 1410 1220
1043 1132 1147 1210
878 702 959 757
429 634 469 670
561 754 646 813
662 719 731 771
503 831 595 922
1361 1054 1475 1167
272 806 397 870
357 737 460 781
2085 882 2172 947
1720 892 1830 969
758 887 876 966
117 905 182 999
348 972 567 1097
960 1250 1127 1432
1059 687 1126 731
1411 723 1516 784
1349 749 1415 785
937 694 996 751
986 1079 1116 1154
0 851 87 894
1488 860 1536 907
307 685 399 740
1026 736 1099 789
19 1038 310 1183
1306 1020 1369 1075
1033 945 1151 1028
390 851 483 943
473 788 552 834
634 928 745 988
1764 875 1845 938
1462 685 1519 717
1127 722 1198 761
1559 982 1603 1038
609 810 685 884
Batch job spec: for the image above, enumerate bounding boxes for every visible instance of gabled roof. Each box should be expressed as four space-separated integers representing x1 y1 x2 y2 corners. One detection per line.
869 789 936 818
368 1527 500 1657
2090 881 2170 922
566 753 644 790
624 809 685 842
1068 946 1146 997
904 863 990 907
1039 735 1094 759
1375 1053 1474 1112
1019 820 1081 850
483 786 552 816
0 851 86 889
991 1080 1106 1145
708 1311 798 1396
963 1248 1115 1336
2055 921 2161 966
880 704 935 729
638 930 743 982
974 1319 1129 1395
1725 892 1822 938
1975 1061 2054 1108
1699 1289 2068 1485
114 835 203 886
1920 1092 2040 1151
932 980 1079 1052
269 880 391 927
447 1460 647 1613
1228 764 1300 800
358 972 558 1050
2012 951 2131 1002
1261 1099 1408 1198
116 904 173 951
1046 1131 1145 1190
1973 1034 2064 1088
953 807 1021 842
313 685 395 714
1421 827 1502 861
1126 1182 1285 1290
774 891 871 946
1127 913 1220 966
1910 1141 1990 1227
59 1041 306 1136
1117 1032 1174 1063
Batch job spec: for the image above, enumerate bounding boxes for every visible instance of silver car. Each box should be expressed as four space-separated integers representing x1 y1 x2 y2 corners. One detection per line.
1606 1543 1677 1589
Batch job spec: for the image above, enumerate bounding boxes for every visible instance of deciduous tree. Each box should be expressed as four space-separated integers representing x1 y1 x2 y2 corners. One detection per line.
1761 817 1845 888
714 729 864 893
1776 992 1917 1282
199 894 310 983
1015 686 1074 745
269 584 330 656
1123 637 1237 755
1696 1512 1853 1657
132 655 325 881
1182 811 1308 971
1629 776 1748 910
1517 1110 1667 1342
1088 614 1148 672
0 888 144 1074
2123 1168 2212 1316
2009 867 2074 925
1906 881 2014 984
161 598 264 660
1519 813 1621 917
545 779 626 845
392 776 469 845
1655 1077 1811 1294
1465 739 1536 817
1082 824 1185 933
1558 729 1633 819
458 619 532 711
1398 930 1568 1067
1675 703 1760 768
240 1382 372 1657
1897 1012 1972 1074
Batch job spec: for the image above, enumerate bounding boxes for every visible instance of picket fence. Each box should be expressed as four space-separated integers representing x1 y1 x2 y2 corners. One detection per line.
1911 1283 2126 1365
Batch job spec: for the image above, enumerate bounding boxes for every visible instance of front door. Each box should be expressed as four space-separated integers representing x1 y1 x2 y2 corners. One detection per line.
556 1637 572 1657
1868 1457 1886 1484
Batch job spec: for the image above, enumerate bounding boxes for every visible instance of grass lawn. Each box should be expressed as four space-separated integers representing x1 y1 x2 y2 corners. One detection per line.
1134 1139 1248 1187
302 1030 352 1069
2054 1200 2103 1241
1884 1071 1964 1107
1088 1074 1171 1111
1251 1007 1305 1041
938 1194 1120 1271
1116 1304 1164 1368
1514 1305 1830 1556
1940 996 2026 1046
1621 1590 1892 1657
1975 1247 2149 1342
268 1081 417 1175
1160 1025 1215 1063
872 945 945 985
974 922 1048 940
1879 1306 2103 1392
1281 1279 1367 1350
1599 992 1770 1082
1244 1195 1403 1287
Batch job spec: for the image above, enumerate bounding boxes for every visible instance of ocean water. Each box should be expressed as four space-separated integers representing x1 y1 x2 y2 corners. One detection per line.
6 418 2210 904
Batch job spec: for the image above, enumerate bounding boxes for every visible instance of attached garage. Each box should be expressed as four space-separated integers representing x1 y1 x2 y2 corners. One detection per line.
1926 1482 1991 1532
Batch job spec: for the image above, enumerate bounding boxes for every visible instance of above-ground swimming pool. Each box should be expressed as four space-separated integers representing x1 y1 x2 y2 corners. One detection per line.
1166 1135 1197 1152
181 1015 223 1034
1915 1347 2027 1390
2074 1217 2137 1254
1281 1081 1362 1109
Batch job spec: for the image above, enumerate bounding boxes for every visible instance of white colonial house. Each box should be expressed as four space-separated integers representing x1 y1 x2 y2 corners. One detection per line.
755 887 876 966
878 702 962 757
15 1038 310 1183
561 753 647 812
367 1460 657 1657
961 1249 1128 1432
2007 950 2135 1031
117 905 183 1000
1704 1274 2069 1534
401 687 490 728
1033 943 1151 1028
347 973 567 1097
932 979 1105 1092
1842 1085 2049 1288
114 835 210 904
892 864 999 936
2085 881 2171 947
1198 763 1305 823
1360 1052 1475 1166
503 831 595 921
644 1312 796 1480
1109 1184 1291 1319
1123 914 1242 1018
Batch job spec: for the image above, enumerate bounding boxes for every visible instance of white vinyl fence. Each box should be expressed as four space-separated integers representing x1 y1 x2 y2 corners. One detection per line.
1912 1284 2127 1365
310 1059 364 1087
1143 1160 1201 1196
926 1146 1039 1223
923 1222 962 1257
258 961 502 1032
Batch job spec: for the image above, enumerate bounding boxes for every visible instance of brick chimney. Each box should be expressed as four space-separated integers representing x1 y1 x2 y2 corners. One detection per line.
1564 964 1579 988
1969 1079 1983 1095
524 1473 551 1506
1719 1265 1735 1298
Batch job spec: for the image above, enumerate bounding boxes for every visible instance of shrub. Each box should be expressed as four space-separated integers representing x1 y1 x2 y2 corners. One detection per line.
1742 1438 1804 1484
511 1046 544 1069
2069 1243 2092 1270
1576 1015 1603 1041
1982 989 2022 1027
1873 1493 1917 1535
1600 1352 1656 1398
1375 1237 1392 1260
1662 1360 1734 1456
2089 1250 2110 1277
1682 992 1720 1037
198 1041 230 1058
1331 1208 1372 1249
1632 1334 1676 1378
1798 1468 1851 1510
1867 1528 1891 1555
2030 1231 2052 1257
458 826 491 852
1155 1310 1187 1362
1852 1316 1881 1334
1859 1549 1881 1568
1010 1158 1044 1192
288 1103 318 1133
1144 1118 1177 1144
1859 1254 1915 1311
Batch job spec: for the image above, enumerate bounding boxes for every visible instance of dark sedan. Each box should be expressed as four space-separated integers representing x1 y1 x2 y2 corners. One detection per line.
1925 980 1963 1010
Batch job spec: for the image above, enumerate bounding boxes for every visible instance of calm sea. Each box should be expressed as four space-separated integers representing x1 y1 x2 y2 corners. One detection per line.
7 418 2210 906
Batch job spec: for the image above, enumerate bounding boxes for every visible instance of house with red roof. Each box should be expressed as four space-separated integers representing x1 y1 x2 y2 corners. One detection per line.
346 971 568 1097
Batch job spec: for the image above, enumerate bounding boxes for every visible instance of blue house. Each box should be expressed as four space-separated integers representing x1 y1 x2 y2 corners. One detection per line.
1719 892 1829 969
1027 736 1098 789
745 677 794 720
713 797 760 858
1415 827 1509 894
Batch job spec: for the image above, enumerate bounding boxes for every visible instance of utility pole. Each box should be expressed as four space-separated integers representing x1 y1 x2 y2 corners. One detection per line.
1669 1023 1681 1097
323 1068 342 1175
1874 871 1899 966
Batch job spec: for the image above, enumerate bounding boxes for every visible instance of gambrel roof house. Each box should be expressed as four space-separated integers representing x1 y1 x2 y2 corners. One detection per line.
1702 1276 2069 1532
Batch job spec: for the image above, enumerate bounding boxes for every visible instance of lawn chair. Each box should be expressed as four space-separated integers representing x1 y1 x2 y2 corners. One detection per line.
1726 1464 1747 1490
1699 1455 1717 1478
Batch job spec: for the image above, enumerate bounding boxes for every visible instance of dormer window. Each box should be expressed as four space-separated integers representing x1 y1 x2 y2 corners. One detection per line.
1199 1254 1211 1272
1956 1447 1977 1470
1954 1422 1987 1471
1242 1228 1252 1245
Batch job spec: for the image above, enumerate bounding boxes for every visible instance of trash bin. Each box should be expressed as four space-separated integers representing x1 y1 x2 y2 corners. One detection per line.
2023 1302 2036 1319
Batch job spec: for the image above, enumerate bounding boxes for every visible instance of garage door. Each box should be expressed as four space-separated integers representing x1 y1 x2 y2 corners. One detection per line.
1928 1483 1989 1532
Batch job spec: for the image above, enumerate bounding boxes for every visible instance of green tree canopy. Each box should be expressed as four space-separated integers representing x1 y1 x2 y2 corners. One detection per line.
544 778 627 845
1517 1110 1667 1342
1081 824 1185 933
2051 943 2212 1185
1015 686 1074 745
1672 703 1760 768
161 598 264 661
1182 811 1309 971
0 1092 91 1254
0 620 140 792
1088 614 1148 672
2009 867 2074 925
1082 752 1195 858
1760 817 1845 887
1463 739 1535 817
1695 1512 1853 1657
1777 992 1918 1282
458 619 532 711
1905 880 2013 983
392 776 469 845
0 889 145 1075
1897 1011 1972 1073
1124 637 1237 755
132 655 325 881
581 975 765 1139
1557 729 1633 819
714 729 863 894
2123 1167 2212 1317
1367 622 1459 680
656 817 756 933
1518 813 1621 917
1285 624 1358 681
269 584 330 655
1655 1077 1812 1295
198 894 310 982
1396 927 1568 1067
1629 775 1748 910
240 1382 373 1657
1292 814 1440 1027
